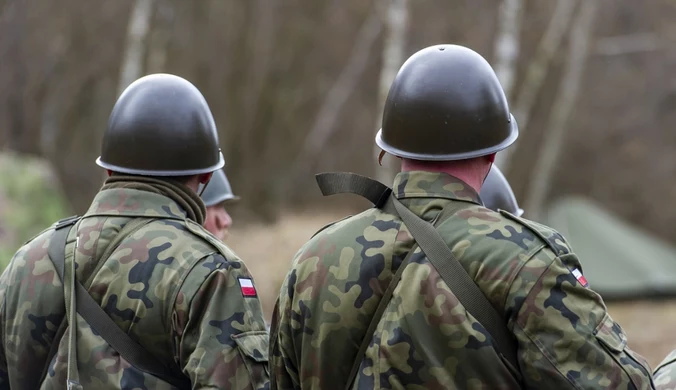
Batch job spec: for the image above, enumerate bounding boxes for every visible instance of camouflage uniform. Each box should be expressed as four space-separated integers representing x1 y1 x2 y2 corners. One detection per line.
655 350 676 389
0 179 269 389
269 171 654 389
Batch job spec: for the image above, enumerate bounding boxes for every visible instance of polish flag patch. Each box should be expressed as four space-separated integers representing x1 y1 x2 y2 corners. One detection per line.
571 268 588 287
239 278 257 297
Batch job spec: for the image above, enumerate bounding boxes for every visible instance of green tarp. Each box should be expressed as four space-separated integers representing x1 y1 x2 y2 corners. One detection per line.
543 196 676 300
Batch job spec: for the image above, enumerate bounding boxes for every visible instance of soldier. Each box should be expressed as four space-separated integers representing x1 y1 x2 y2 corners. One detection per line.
0 74 269 389
481 165 524 217
269 45 654 389
201 168 240 241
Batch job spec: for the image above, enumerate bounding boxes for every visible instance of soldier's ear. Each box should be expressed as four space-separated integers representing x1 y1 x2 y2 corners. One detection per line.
107 170 113 177
486 153 496 163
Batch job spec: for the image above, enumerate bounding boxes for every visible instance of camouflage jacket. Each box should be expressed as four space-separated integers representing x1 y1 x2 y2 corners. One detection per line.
655 350 676 389
269 171 654 389
0 185 269 389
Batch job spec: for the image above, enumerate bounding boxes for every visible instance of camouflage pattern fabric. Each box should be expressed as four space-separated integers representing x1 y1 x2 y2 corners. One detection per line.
0 182 269 389
269 170 654 389
655 350 676 389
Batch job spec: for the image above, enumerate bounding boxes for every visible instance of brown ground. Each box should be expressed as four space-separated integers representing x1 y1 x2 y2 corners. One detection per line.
228 211 676 368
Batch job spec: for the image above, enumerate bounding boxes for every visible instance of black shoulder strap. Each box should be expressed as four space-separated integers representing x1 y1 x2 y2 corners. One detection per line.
316 172 521 386
45 216 191 389
316 172 392 208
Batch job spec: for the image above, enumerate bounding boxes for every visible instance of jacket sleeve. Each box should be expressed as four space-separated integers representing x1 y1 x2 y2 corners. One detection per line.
0 255 10 390
508 249 655 389
173 253 270 390
654 350 676 389
268 276 300 390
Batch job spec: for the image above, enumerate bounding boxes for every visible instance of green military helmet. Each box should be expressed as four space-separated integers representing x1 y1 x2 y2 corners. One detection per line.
481 165 524 216
375 44 518 161
96 73 225 176
201 169 240 207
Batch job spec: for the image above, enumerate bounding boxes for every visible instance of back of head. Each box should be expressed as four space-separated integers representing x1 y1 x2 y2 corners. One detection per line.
480 165 524 216
376 44 518 161
96 73 225 176
201 169 240 207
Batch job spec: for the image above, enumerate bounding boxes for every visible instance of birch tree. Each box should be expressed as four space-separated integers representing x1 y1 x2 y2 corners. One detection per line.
524 0 599 220
374 0 408 185
292 8 382 183
117 0 154 95
492 0 524 101
494 0 578 172
146 0 174 73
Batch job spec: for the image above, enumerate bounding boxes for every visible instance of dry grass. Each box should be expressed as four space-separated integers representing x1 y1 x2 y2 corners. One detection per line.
229 211 676 368
607 300 676 368
227 210 351 322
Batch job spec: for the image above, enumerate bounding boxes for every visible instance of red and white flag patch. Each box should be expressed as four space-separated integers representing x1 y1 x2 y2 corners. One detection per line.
571 268 588 287
239 278 257 297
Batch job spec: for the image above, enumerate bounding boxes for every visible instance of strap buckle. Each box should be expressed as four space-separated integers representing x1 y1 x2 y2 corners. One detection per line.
55 215 81 230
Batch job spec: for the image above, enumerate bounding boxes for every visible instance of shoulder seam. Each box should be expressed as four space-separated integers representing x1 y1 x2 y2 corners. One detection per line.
310 215 351 239
499 210 570 257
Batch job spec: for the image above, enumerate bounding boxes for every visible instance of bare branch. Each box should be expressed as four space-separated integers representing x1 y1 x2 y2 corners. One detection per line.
595 33 660 56
495 0 578 172
524 0 599 220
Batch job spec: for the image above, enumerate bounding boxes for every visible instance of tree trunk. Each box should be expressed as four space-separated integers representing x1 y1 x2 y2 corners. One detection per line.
373 0 409 185
492 0 523 100
524 0 598 220
494 0 578 172
117 0 154 95
6 0 29 154
146 0 174 73
292 8 382 182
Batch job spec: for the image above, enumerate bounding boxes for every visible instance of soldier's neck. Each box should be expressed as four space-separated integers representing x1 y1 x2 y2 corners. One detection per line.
400 159 487 194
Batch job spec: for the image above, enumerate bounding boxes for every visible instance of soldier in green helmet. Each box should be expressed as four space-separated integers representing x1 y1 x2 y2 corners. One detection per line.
201 169 240 241
269 45 653 389
481 165 524 217
0 74 269 389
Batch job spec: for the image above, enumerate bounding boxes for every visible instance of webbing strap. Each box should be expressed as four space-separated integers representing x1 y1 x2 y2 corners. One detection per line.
316 172 520 385
45 216 191 389
65 233 81 389
389 195 519 372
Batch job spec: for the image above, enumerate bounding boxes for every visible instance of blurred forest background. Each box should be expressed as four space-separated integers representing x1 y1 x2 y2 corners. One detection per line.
2 0 676 366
